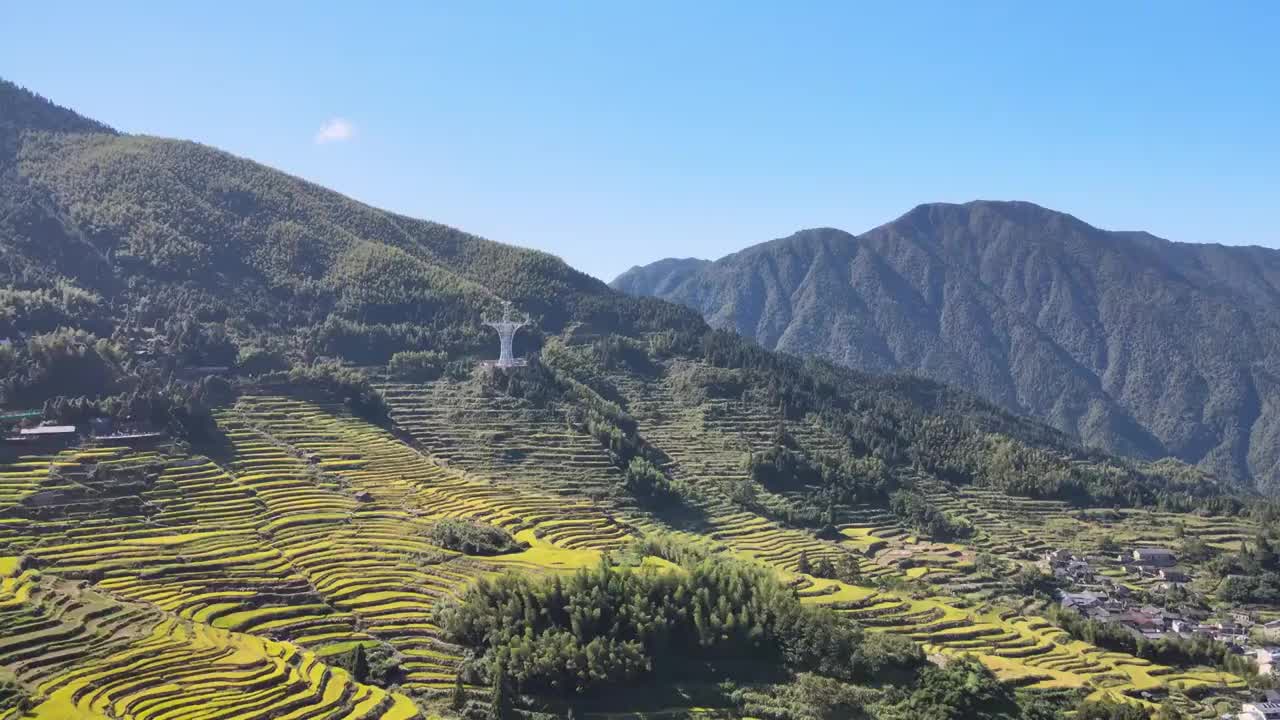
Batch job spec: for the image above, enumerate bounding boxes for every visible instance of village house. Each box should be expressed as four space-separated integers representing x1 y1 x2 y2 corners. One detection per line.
1099 577 1133 598
1131 548 1177 567
1264 620 1280 641
1219 620 1247 635
1042 549 1073 565
1051 558 1096 584
1113 608 1163 638
1240 691 1280 720
5 423 79 450
1060 591 1105 613
1241 701 1280 720
1257 647 1280 677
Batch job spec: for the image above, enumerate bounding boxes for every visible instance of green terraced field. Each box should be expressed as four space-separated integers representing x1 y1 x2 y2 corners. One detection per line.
0 372 1256 719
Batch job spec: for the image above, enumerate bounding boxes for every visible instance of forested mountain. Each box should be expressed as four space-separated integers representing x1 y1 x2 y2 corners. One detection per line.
612 257 711 297
0 80 705 350
0 77 1239 508
612 202 1280 494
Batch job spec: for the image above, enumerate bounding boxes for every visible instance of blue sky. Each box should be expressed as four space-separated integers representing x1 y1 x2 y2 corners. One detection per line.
4 2 1277 281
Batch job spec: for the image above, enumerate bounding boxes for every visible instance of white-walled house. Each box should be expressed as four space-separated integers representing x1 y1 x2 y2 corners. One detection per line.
1257 647 1280 676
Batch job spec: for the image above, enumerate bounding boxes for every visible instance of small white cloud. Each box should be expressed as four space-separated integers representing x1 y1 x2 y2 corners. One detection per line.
314 117 356 144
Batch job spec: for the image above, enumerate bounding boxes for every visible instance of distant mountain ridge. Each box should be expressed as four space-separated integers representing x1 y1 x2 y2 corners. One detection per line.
612 201 1280 493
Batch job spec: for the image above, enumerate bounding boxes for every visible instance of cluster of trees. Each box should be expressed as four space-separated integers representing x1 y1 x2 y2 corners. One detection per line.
0 283 107 337
425 518 524 556
387 350 450 381
306 315 492 366
234 344 290 375
879 658 1026 720
328 643 401 686
622 457 685 505
0 327 127 405
279 361 388 421
910 423 1226 510
748 434 891 508
889 489 973 541
162 318 239 367
23 371 229 443
0 675 31 718
796 551 863 583
587 334 656 375
437 553 924 697
1211 535 1280 604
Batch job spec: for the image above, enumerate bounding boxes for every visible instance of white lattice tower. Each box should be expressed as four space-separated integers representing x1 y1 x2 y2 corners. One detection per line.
482 302 530 368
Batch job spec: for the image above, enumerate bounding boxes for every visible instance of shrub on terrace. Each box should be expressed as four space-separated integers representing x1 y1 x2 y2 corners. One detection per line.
236 344 290 375
622 456 683 505
749 441 890 507
286 360 388 421
880 658 1018 720
426 518 524 556
388 349 449 381
1 327 126 404
0 676 32 717
890 489 973 541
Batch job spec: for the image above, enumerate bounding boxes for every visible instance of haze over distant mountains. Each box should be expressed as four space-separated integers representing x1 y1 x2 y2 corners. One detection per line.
613 201 1280 493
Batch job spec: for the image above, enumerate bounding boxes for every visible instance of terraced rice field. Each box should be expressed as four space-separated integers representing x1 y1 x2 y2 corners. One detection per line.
218 395 634 690
0 370 1253 718
0 395 640 717
0 560 417 720
595 362 1249 713
378 381 622 499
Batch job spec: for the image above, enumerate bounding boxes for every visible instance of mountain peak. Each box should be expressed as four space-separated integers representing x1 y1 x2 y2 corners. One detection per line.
611 256 711 295
614 202 1280 493
900 199 1081 225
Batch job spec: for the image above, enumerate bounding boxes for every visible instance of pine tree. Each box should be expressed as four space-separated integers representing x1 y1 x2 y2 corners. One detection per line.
1257 534 1278 572
837 554 862 583
350 644 369 683
796 550 812 575
451 674 467 711
489 659 513 720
